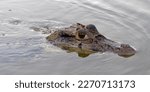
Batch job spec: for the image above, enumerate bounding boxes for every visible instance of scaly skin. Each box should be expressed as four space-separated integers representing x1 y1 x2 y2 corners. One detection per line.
46 23 136 57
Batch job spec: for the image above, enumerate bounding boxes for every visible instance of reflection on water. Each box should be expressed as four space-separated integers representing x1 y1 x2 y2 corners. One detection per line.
0 0 150 74
59 46 96 58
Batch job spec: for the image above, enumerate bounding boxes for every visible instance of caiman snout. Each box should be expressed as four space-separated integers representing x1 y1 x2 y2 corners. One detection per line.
117 44 136 57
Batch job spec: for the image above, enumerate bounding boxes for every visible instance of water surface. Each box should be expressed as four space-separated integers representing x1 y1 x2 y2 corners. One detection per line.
0 0 150 74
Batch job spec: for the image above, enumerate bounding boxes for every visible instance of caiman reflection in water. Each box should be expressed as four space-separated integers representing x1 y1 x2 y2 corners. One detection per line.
46 23 136 58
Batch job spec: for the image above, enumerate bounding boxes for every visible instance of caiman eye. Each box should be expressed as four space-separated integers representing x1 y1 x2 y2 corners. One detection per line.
78 34 85 39
78 29 86 39
77 23 81 25
82 25 85 28
76 28 79 30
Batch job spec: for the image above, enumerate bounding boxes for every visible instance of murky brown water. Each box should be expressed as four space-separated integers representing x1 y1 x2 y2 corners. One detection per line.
0 0 150 74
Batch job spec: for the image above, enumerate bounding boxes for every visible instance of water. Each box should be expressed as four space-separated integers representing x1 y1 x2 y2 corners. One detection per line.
0 0 150 74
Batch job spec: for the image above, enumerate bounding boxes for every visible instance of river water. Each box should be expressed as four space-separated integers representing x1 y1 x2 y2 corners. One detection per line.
0 0 150 74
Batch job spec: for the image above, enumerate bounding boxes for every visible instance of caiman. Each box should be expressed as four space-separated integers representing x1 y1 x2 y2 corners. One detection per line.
46 23 136 57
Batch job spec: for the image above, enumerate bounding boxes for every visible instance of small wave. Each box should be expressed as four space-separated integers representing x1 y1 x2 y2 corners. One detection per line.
28 19 68 34
1 18 23 25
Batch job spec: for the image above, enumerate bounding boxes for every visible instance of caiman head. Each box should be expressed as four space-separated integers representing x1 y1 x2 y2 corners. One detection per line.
47 23 136 58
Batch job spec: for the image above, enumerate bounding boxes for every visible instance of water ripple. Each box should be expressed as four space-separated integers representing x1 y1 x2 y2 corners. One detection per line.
1 0 150 74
